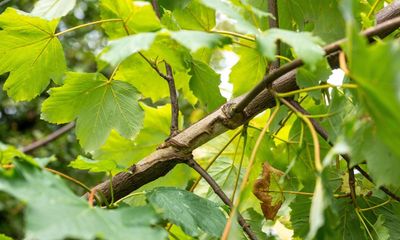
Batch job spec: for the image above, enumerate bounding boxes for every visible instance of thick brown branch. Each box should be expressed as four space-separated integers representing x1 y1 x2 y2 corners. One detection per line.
88 3 400 205
233 15 400 113
186 158 258 240
22 122 75 153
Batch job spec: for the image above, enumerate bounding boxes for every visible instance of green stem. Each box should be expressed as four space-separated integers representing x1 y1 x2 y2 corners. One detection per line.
367 0 383 18
114 191 145 205
211 30 255 41
109 172 115 205
54 19 123 37
360 198 391 212
275 83 358 98
231 127 248 202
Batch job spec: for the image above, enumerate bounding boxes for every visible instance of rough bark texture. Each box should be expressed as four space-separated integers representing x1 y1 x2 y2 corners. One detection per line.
89 3 400 203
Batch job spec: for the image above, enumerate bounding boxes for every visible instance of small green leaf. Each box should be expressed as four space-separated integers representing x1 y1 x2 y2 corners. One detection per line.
0 160 167 240
0 8 66 101
146 187 226 237
229 46 266 96
172 1 216 31
170 30 232 52
189 60 226 112
101 33 157 65
41 72 144 151
69 155 124 173
100 0 161 39
257 29 325 68
31 0 76 20
199 0 258 34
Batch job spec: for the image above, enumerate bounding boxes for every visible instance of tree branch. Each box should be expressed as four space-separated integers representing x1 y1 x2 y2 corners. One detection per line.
22 122 75 153
88 3 400 205
186 158 258 240
233 15 400 114
150 0 179 137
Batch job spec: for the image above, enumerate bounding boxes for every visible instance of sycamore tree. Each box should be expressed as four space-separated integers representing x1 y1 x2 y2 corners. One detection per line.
1 0 400 239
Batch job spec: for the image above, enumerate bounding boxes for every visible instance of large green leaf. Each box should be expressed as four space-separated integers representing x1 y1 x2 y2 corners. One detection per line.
345 40 400 164
31 0 76 20
229 46 266 96
94 104 178 167
172 1 216 31
0 160 167 240
189 60 226 111
0 8 66 101
100 0 161 39
146 187 226 237
41 72 144 151
257 29 325 68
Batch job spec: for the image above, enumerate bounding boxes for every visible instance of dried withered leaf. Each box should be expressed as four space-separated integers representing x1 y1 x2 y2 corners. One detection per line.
253 162 284 220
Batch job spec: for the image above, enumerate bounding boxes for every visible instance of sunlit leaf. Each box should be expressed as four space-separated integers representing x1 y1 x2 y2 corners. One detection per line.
31 0 76 20
0 8 66 101
41 72 144 151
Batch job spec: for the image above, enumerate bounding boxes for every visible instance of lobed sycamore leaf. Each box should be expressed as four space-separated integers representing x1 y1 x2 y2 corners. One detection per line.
146 187 226 237
0 160 167 240
41 72 144 151
31 0 77 20
100 0 161 39
0 8 66 101
257 29 325 69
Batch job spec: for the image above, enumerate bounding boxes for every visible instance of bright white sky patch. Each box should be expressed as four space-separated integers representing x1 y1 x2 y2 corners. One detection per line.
327 69 345 86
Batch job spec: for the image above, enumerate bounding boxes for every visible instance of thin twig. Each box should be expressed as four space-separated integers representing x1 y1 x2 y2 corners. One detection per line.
22 122 75 153
268 0 280 71
186 158 258 240
165 63 179 136
288 100 400 202
233 16 400 113
348 167 358 207
150 0 179 137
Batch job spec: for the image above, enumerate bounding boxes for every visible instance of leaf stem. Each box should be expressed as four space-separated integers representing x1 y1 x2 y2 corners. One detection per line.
360 198 391 212
367 0 384 18
114 191 145 205
275 83 357 98
44 167 101 204
231 126 248 202
109 172 115 205
54 19 123 37
222 102 280 240
211 30 255 41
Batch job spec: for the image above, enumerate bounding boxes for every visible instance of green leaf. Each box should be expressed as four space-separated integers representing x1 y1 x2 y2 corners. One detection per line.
257 29 325 68
146 187 226 237
0 8 66 101
100 0 161 39
41 72 144 151
189 60 226 112
101 33 157 65
199 0 258 34
94 104 178 167
296 59 331 100
280 0 345 42
69 155 124 173
229 46 266 96
170 30 232 52
345 40 400 162
0 160 167 240
0 234 13 240
172 1 216 31
31 0 76 20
